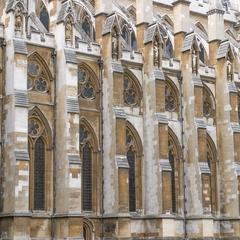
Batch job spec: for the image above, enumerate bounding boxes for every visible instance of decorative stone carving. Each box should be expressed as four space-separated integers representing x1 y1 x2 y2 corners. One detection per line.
153 35 161 68
65 16 73 44
227 55 233 81
124 75 140 106
15 4 23 33
192 48 198 74
112 27 119 60
165 83 177 112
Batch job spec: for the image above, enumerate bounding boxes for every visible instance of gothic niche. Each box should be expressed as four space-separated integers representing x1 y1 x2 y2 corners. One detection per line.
153 35 162 68
203 87 214 119
15 4 24 34
192 47 199 74
165 82 177 112
124 75 140 106
78 68 96 100
28 60 49 93
112 26 120 60
226 53 233 81
65 16 73 44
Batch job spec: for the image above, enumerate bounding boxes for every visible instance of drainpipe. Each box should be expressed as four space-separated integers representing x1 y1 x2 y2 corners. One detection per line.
97 58 104 240
178 75 187 239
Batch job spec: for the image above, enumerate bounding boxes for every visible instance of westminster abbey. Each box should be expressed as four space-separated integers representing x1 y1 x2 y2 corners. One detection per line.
0 0 240 239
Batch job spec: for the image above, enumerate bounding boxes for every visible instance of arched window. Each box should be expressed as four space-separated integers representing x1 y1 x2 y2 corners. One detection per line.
122 25 129 44
78 67 96 100
82 144 92 211
165 81 178 113
39 5 49 31
127 148 136 212
163 129 182 214
123 73 141 107
131 32 137 50
27 53 51 93
82 17 91 38
28 108 52 211
169 144 176 213
126 125 143 212
80 122 98 212
203 86 215 120
164 38 173 59
199 44 205 64
203 137 217 214
34 137 45 210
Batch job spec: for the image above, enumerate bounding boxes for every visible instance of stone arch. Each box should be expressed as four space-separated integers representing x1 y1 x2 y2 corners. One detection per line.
83 217 95 240
28 106 53 212
168 127 183 214
165 77 179 113
126 121 143 211
206 134 218 214
80 117 100 212
203 84 216 120
27 52 53 93
123 69 143 107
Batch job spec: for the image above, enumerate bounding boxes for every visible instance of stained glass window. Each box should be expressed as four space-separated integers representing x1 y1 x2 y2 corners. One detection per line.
127 149 136 212
27 58 49 93
82 17 91 38
78 67 96 100
199 44 205 63
34 137 45 210
40 6 49 31
82 144 92 211
165 38 173 59
169 147 176 213
124 75 139 106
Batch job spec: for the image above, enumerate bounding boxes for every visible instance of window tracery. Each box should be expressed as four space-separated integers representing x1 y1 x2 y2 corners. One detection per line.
78 68 96 100
165 82 178 112
80 123 94 212
39 5 49 31
28 110 51 211
126 128 136 212
82 16 91 38
164 38 173 59
199 44 205 64
203 87 215 119
124 74 140 106
28 60 49 93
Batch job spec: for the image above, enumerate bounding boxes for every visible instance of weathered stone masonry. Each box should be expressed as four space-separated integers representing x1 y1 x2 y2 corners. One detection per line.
1 0 240 239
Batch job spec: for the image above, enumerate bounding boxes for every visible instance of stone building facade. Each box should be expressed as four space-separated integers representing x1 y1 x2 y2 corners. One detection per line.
0 0 240 239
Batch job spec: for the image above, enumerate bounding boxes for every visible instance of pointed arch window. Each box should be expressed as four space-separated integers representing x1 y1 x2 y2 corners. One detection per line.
78 67 96 100
203 86 215 119
169 143 176 213
27 55 50 93
203 139 217 214
165 81 178 113
28 114 50 211
126 129 136 212
39 5 49 31
131 32 137 50
82 16 91 38
124 74 141 107
80 125 93 211
199 44 205 64
34 137 45 210
122 25 129 44
164 38 173 59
